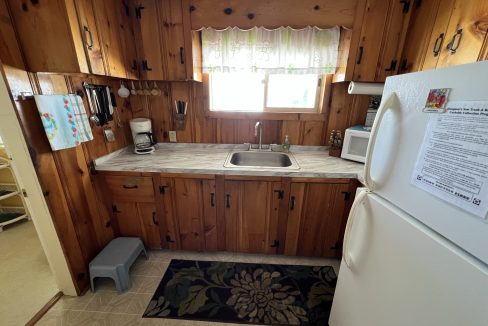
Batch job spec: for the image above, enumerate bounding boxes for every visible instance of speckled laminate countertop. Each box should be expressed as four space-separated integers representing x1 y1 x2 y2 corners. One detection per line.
94 143 364 181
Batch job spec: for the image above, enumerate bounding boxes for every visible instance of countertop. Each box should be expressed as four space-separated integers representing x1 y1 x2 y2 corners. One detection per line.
94 143 364 180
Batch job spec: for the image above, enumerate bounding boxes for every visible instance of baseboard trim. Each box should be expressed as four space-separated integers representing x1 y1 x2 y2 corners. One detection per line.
25 291 63 326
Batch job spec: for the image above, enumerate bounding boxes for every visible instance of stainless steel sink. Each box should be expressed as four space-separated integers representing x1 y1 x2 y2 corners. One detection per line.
224 151 300 169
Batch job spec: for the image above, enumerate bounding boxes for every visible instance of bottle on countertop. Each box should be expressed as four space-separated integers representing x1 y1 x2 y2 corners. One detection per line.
282 135 290 152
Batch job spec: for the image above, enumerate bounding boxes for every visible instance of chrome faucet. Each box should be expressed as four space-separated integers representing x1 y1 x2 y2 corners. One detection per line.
254 121 263 150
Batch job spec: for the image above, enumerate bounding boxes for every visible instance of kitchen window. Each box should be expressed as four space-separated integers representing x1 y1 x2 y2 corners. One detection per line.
202 26 339 113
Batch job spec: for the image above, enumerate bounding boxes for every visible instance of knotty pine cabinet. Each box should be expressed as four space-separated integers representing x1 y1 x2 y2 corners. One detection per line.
6 0 136 78
400 0 488 73
347 0 412 82
99 173 357 258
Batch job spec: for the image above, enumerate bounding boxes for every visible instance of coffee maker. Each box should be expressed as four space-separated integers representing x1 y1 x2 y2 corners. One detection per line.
129 118 156 154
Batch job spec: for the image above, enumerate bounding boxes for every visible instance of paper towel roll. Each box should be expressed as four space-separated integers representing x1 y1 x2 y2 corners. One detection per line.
348 82 384 95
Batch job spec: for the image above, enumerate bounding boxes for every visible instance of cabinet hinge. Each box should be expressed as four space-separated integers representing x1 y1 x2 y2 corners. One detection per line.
89 161 98 175
111 204 118 213
385 60 398 72
400 0 410 13
270 240 280 248
341 191 352 201
123 1 130 16
165 234 175 243
135 6 145 19
274 190 284 199
159 185 168 194
330 241 341 251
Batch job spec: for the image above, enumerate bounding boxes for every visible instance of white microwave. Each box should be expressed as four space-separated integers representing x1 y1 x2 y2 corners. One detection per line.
341 125 371 163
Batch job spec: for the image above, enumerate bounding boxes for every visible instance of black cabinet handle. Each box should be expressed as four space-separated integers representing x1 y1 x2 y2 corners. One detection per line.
384 60 397 72
142 60 153 71
152 212 159 225
83 26 94 50
270 240 279 248
210 193 215 207
165 234 175 243
290 196 295 210
135 6 145 19
447 29 463 54
131 60 138 70
123 184 138 189
179 47 185 64
226 194 231 208
159 185 168 194
273 190 284 199
356 46 364 64
433 33 445 57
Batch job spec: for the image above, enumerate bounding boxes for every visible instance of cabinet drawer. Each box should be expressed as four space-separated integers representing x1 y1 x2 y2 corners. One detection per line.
103 175 154 202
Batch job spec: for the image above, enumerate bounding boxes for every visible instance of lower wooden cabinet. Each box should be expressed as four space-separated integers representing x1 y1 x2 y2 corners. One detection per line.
99 173 358 258
223 180 283 254
284 181 356 258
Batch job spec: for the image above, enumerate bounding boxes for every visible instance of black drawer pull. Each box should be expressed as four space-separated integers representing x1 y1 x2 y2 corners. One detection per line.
290 196 295 210
210 193 215 207
179 47 185 64
123 184 138 189
356 46 364 65
152 212 159 225
165 234 175 243
226 194 231 208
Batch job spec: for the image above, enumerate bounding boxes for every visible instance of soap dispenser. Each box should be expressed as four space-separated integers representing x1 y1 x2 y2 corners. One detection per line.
282 135 290 152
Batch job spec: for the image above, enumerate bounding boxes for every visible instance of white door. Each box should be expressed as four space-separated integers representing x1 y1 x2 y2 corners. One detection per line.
329 191 488 326
365 61 488 264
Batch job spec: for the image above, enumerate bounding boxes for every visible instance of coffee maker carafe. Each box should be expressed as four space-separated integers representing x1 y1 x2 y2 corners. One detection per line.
129 118 156 154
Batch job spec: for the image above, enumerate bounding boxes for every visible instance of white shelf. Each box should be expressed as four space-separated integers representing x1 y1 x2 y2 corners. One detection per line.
0 190 19 202
0 213 29 231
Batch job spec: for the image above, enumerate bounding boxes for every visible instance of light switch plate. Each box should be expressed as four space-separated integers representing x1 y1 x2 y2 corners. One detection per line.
169 131 177 142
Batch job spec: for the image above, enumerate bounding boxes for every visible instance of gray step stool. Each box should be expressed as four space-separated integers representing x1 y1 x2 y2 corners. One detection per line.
89 237 147 293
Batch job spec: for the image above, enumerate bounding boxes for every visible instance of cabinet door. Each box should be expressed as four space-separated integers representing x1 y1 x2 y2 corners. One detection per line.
158 0 187 80
224 180 282 254
156 177 179 249
119 0 140 79
284 183 351 258
137 202 162 248
436 0 488 68
422 0 455 70
132 0 165 79
352 0 390 81
75 0 107 75
92 0 128 78
112 201 144 238
398 0 440 74
202 180 218 251
173 178 205 251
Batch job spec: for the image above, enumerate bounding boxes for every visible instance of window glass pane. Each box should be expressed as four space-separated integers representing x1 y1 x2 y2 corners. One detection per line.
209 73 265 112
266 74 318 109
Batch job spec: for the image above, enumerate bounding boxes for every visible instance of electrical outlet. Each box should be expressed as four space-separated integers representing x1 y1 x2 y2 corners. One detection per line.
169 131 177 142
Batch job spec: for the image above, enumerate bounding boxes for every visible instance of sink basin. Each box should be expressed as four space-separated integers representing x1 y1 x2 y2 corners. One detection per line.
224 151 300 169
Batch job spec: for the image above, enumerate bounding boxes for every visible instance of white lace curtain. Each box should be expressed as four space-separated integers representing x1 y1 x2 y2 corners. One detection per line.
201 26 340 74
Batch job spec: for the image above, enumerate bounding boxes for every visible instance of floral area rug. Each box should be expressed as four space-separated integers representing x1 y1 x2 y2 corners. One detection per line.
143 259 337 325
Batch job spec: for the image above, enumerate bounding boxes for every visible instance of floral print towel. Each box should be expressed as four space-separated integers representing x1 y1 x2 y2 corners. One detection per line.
34 95 92 151
143 259 337 325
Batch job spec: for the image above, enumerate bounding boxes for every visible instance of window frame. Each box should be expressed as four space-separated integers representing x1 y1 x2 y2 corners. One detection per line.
207 73 330 115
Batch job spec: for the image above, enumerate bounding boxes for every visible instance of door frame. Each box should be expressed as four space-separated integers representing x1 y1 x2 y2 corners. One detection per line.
0 66 76 295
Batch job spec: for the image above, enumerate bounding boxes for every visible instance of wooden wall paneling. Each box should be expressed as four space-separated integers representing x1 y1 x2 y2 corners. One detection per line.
129 90 151 118
436 0 488 68
301 121 325 145
347 94 371 128
261 120 281 145
170 82 194 142
422 0 455 70
280 120 302 145
147 82 172 143
92 0 128 78
398 0 440 74
217 119 237 143
189 0 358 29
0 0 25 70
158 0 187 80
191 78 216 143
202 179 218 250
14 98 88 294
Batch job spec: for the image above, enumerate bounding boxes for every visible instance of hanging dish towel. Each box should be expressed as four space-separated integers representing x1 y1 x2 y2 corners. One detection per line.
34 95 81 151
69 94 94 142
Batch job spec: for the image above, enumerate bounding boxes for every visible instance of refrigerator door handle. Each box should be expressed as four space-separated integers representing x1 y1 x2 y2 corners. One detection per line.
364 93 399 190
343 189 370 269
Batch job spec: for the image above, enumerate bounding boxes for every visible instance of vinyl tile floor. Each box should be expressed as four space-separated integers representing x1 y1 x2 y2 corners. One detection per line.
38 250 341 326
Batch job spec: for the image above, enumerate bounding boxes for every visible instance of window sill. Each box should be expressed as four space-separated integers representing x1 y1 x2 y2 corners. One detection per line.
205 111 327 121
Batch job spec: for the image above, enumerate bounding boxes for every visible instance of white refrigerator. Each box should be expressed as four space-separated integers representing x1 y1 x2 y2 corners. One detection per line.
329 62 488 326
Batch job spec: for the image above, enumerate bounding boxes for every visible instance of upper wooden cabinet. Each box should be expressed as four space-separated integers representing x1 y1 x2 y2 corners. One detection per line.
131 0 198 81
347 0 412 82
400 0 488 73
6 0 136 77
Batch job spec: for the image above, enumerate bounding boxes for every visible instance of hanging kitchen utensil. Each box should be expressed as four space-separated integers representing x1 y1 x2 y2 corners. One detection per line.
151 81 161 96
137 81 145 95
83 82 100 126
117 81 130 98
105 86 114 115
130 81 137 96
143 81 151 96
